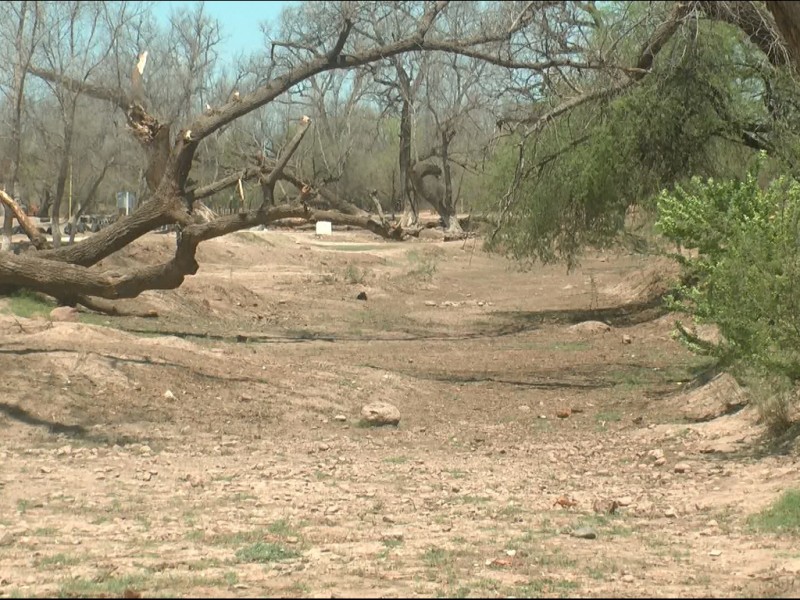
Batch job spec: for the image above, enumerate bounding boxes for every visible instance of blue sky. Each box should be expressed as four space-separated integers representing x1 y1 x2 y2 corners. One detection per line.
152 1 297 63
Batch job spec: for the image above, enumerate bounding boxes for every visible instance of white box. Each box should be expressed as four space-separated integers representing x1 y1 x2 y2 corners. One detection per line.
316 221 332 235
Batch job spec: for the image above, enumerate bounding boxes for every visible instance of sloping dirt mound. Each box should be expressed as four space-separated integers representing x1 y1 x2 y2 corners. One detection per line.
602 258 680 304
678 373 749 422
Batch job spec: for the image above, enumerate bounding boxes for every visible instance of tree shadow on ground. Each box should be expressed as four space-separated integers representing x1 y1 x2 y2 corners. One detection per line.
112 298 668 344
0 401 143 447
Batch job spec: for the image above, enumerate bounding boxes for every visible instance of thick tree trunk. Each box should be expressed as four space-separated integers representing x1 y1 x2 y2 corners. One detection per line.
438 128 463 235
766 2 800 68
399 99 418 228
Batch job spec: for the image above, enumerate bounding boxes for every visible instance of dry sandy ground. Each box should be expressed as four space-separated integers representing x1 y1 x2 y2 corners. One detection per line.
1 228 799 598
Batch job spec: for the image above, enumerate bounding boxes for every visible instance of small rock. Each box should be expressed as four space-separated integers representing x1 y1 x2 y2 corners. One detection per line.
556 408 572 419
709 549 722 557
56 445 72 456
622 334 633 344
356 291 368 301
568 321 611 334
622 574 635 583
50 306 79 322
360 402 401 427
477 301 485 307
505 549 516 557
664 507 678 518
424 301 437 307
647 449 665 461
333 415 347 422
164 390 176 401
240 393 254 402
616 496 633 507
518 405 531 412
570 527 597 540
139 445 152 455
674 462 691 474
317 443 330 452
654 457 667 466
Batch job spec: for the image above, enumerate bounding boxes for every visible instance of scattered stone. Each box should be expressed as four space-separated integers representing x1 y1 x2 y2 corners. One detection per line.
240 393 254 402
56 445 72 456
477 301 485 307
424 301 437 307
709 549 722 557
567 321 611 334
317 442 330 452
505 549 517 557
664 507 678 518
518 405 531 412
654 457 667 467
360 402 401 427
616 496 633 507
356 291 368 301
556 408 571 419
622 334 633 344
647 449 665 461
679 373 749 422
50 306 79 322
570 527 597 540
333 415 347 422
674 462 691 474
622 574 635 583
164 390 176 401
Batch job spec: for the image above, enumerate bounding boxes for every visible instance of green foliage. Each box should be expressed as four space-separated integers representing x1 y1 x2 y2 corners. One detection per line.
5 288 55 318
482 13 798 267
234 541 299 564
748 490 800 534
657 156 800 426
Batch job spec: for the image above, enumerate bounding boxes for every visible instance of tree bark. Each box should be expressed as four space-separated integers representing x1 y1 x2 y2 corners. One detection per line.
398 98 418 228
765 1 800 68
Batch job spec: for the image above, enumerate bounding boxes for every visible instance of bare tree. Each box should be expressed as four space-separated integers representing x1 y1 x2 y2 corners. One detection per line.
0 1 42 251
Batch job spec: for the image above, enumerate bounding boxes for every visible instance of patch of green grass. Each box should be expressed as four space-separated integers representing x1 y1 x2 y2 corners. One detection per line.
58 573 148 598
423 547 451 568
318 244 384 252
5 289 55 318
185 558 224 571
384 455 410 465
459 495 490 505
447 469 467 479
594 410 622 423
234 231 275 246
267 518 300 538
343 264 370 285
235 542 299 564
203 528 271 546
549 341 591 351
223 571 239 586
17 499 30 514
33 527 59 537
35 553 81 569
405 249 440 282
497 503 524 520
748 489 800 534
505 578 579 597
383 538 404 550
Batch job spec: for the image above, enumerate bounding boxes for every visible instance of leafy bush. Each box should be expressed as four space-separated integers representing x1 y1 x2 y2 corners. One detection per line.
657 155 800 428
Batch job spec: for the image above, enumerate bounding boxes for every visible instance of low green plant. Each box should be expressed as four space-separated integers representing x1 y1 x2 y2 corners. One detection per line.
657 155 800 429
748 489 800 534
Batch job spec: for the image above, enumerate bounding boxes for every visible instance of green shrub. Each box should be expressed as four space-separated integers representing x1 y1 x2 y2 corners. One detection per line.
657 154 800 428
